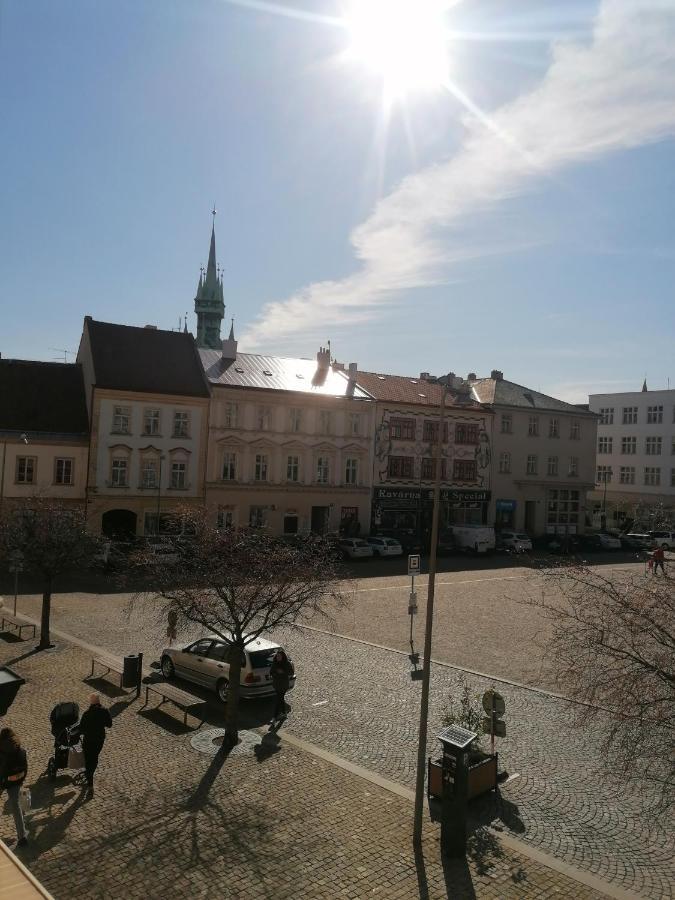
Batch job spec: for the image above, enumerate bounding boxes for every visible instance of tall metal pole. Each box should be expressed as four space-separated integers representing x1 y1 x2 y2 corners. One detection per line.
156 455 164 535
413 379 447 846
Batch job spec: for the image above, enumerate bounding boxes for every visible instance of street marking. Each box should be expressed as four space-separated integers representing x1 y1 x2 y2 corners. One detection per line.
312 700 329 707
353 574 530 593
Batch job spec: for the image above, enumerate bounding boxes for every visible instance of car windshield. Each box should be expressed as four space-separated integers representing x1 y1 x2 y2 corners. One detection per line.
249 648 281 669
354 540 369 547
515 534 529 540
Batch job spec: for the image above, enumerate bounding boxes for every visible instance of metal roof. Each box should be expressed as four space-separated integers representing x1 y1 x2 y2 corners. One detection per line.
199 351 373 400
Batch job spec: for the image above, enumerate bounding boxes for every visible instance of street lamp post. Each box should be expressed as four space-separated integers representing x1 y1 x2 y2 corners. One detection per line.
413 375 449 847
601 469 609 531
156 455 166 535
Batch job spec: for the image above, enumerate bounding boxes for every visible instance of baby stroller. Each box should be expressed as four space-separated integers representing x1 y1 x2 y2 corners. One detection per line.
47 701 84 782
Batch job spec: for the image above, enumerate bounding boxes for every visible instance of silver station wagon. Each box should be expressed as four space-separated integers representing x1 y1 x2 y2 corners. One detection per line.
160 635 296 702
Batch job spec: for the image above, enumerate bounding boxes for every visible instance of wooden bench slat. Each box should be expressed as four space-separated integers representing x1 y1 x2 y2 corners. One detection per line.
0 615 37 640
144 681 204 726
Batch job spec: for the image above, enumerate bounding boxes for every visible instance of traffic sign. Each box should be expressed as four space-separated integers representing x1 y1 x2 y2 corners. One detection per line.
482 717 506 738
407 554 421 576
482 689 505 718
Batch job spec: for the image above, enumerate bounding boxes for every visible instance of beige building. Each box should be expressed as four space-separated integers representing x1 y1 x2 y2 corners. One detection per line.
469 371 597 536
0 360 89 511
201 337 375 536
76 318 211 537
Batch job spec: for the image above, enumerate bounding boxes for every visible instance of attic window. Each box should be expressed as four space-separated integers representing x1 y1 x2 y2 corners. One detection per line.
234 366 244 373
377 375 386 380
410 380 418 384
296 373 304 379
263 370 273 377
418 393 426 398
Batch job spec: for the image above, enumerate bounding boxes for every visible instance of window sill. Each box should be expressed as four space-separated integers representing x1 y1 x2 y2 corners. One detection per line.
110 431 131 436
142 433 163 439
167 486 190 491
171 434 191 441
53 482 75 487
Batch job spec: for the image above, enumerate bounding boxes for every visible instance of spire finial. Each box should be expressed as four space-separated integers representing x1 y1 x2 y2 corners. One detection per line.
212 204 217 227
228 317 235 341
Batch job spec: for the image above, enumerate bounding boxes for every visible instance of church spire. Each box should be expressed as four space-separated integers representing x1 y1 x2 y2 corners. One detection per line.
194 207 225 350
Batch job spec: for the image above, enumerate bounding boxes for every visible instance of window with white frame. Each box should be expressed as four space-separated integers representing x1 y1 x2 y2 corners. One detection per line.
257 406 271 430
546 489 579 527
622 406 638 424
598 437 613 454
217 508 235 529
547 456 559 476
526 455 538 475
54 457 74 485
316 456 330 484
599 407 614 425
348 412 361 436
453 459 477 481
289 408 302 433
222 452 236 481
498 451 511 474
645 436 662 455
171 461 187 489
16 456 36 484
619 466 635 485
647 405 663 424
224 402 238 428
254 454 268 481
621 436 636 454
388 456 414 478
141 459 158 489
500 413 512 434
568 456 578 477
112 406 131 434
345 457 358 484
318 410 332 435
569 420 580 440
527 415 539 436
143 408 161 435
549 418 559 438
173 410 190 438
286 455 299 482
249 506 266 528
644 466 660 486
111 458 128 487
596 465 612 484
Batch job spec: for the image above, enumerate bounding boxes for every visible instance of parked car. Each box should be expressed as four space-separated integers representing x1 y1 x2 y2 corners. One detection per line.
160 634 295 702
579 532 622 551
366 536 403 557
451 525 496 554
498 531 533 553
648 530 675 549
620 533 654 551
374 528 422 554
338 538 374 560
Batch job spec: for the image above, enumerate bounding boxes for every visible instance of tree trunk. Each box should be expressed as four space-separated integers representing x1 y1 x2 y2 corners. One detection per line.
39 580 53 649
224 645 244 747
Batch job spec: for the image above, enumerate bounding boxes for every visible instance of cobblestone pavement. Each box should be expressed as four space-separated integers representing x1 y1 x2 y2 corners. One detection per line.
5 565 675 898
0 639 610 900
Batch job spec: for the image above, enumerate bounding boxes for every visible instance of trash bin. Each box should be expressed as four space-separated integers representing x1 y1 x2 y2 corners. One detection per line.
122 653 143 690
0 666 26 716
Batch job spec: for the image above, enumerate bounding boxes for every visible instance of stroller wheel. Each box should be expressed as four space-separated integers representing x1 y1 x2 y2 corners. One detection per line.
47 757 57 780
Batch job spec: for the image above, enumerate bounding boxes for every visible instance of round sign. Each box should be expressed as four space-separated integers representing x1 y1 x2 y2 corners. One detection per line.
482 689 505 718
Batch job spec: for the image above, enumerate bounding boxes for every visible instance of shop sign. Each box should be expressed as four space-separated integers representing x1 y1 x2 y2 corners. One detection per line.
496 499 516 512
373 487 490 504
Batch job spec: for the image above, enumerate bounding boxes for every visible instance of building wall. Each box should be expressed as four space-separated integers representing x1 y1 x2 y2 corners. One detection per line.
205 386 374 535
0 437 88 504
488 407 597 535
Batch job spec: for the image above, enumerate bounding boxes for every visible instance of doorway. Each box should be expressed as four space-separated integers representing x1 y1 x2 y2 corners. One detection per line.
311 506 330 535
524 501 537 534
101 509 137 540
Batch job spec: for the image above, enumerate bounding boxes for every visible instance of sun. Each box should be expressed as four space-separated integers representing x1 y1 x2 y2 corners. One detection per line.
344 0 450 100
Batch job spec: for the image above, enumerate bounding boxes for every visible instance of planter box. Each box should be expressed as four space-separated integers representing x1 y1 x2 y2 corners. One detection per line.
428 752 498 801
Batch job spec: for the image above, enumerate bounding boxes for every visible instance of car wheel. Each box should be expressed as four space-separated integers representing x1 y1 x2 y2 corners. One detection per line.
161 655 175 679
216 678 229 703
662 543 669 550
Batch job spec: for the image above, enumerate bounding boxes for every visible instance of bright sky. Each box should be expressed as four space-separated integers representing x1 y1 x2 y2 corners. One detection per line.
1 0 674 403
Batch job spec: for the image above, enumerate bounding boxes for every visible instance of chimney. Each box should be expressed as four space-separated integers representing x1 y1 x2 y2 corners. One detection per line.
317 346 330 370
467 372 476 381
490 369 503 381
348 362 358 381
420 372 430 381
144 324 158 330
332 360 345 371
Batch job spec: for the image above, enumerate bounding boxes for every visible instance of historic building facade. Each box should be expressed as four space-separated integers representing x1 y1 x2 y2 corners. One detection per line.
201 336 375 536
354 371 492 543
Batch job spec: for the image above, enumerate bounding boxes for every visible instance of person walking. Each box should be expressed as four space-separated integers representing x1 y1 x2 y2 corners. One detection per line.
269 650 294 724
0 727 28 847
652 545 666 575
79 693 112 796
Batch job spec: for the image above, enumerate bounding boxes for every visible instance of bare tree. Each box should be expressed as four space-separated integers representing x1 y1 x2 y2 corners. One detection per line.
134 511 345 746
0 500 98 648
523 563 674 808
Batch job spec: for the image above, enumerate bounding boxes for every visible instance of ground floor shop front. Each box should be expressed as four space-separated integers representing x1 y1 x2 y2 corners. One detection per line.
370 486 490 546
493 482 594 536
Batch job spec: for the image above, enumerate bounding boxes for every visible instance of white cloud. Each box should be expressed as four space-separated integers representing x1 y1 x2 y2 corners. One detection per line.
242 0 675 351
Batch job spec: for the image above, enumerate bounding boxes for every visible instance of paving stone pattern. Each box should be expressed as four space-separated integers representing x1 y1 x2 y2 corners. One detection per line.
0 640 608 900
7 582 675 898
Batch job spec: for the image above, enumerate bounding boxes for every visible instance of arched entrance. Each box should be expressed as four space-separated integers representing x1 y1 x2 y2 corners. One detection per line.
101 509 137 540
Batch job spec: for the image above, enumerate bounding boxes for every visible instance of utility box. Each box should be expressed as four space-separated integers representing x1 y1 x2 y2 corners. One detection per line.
122 653 143 691
438 724 476 858
0 666 26 716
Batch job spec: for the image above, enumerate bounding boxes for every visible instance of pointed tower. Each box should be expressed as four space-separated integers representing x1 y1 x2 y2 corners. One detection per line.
194 209 225 349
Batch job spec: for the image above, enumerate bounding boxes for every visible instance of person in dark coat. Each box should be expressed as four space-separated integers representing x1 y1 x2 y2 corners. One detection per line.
0 727 28 847
269 650 294 722
79 693 112 795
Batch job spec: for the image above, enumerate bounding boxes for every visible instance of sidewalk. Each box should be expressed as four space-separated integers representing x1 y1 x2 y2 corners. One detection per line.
0 633 616 900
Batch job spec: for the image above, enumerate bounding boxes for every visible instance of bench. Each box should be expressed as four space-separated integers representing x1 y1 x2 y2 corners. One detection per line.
143 681 204 727
88 654 126 690
0 613 36 640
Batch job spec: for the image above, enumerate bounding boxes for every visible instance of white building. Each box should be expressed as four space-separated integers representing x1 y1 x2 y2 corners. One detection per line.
589 384 675 527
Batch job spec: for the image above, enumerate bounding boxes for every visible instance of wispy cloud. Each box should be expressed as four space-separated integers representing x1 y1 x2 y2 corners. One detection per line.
242 0 675 351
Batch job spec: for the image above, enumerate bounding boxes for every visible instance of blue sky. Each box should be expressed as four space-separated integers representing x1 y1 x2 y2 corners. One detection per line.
1 0 673 402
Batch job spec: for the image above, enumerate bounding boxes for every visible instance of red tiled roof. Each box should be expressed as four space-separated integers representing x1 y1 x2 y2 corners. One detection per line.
355 371 484 410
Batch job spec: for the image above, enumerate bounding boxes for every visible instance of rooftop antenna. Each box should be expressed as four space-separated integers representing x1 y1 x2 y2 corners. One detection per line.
184 311 188 334
50 348 74 363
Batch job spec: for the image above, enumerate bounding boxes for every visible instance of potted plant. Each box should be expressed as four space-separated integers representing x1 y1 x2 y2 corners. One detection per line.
428 678 499 801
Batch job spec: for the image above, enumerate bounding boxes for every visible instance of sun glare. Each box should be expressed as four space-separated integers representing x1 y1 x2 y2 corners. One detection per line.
344 0 450 100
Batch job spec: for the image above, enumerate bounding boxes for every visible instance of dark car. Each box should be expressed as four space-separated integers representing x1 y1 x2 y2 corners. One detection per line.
620 533 654 551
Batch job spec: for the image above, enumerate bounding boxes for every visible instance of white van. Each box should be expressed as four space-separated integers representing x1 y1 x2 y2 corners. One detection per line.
451 525 496 554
